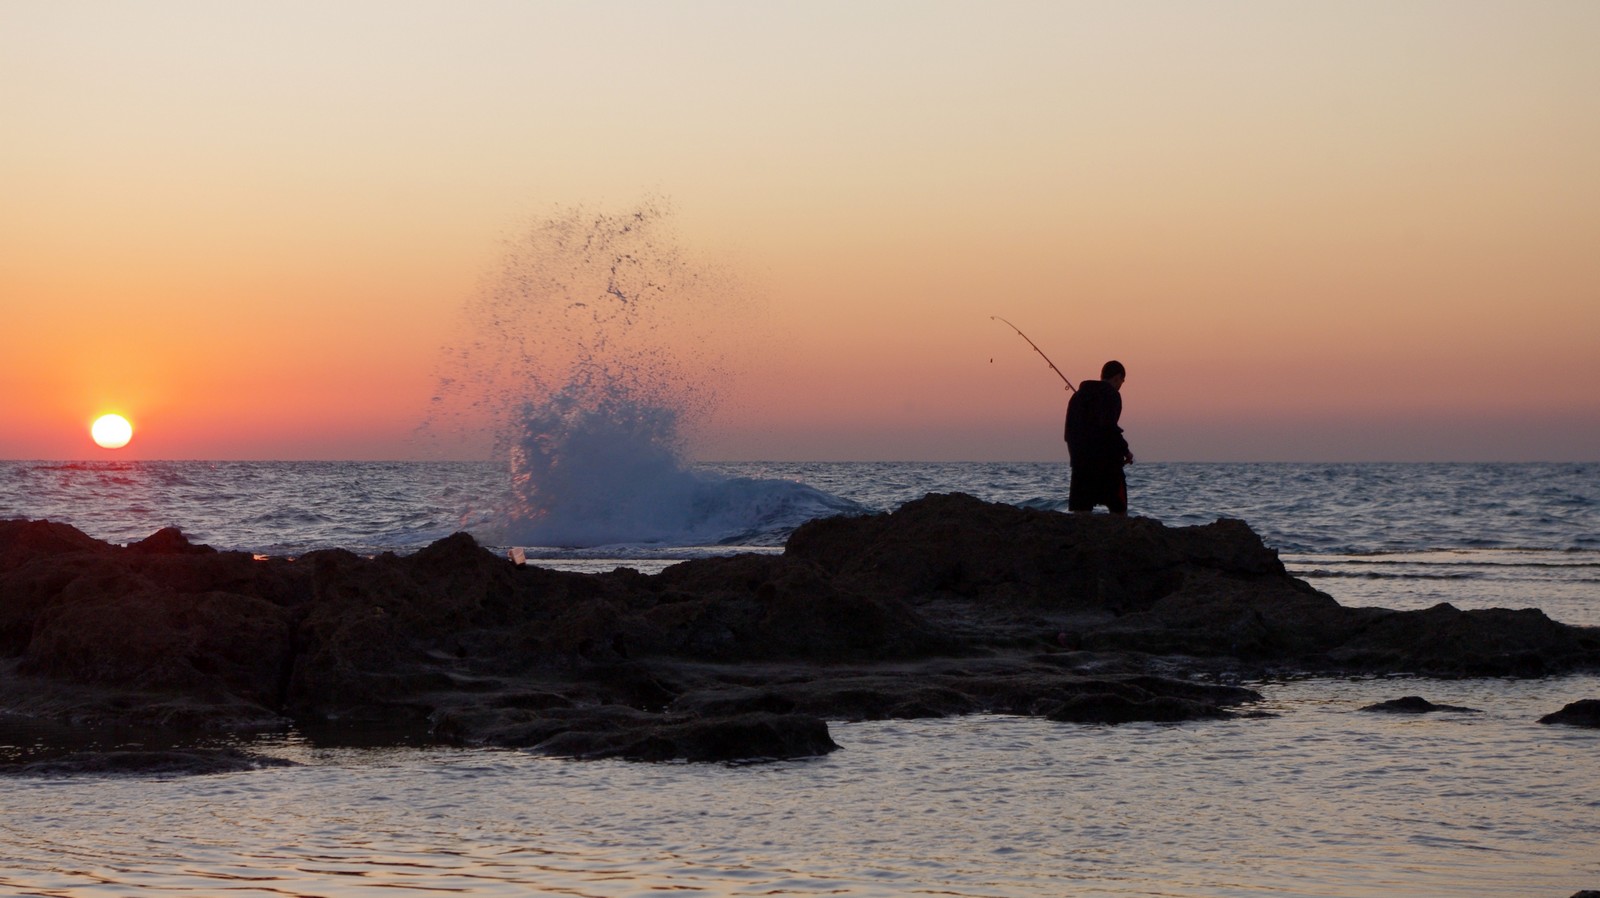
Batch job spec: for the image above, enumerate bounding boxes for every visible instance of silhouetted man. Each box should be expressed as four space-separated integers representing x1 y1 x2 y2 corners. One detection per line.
1064 360 1133 514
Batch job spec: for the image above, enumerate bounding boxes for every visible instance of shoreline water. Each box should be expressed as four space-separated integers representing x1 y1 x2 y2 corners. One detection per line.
6 673 1600 898
1 461 1597 897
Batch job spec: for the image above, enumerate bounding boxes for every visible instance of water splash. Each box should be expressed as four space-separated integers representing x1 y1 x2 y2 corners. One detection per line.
506 388 857 546
427 199 860 548
504 380 691 546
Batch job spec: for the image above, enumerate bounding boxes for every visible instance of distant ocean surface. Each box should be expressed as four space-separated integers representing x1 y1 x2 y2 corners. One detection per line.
4 460 1596 624
3 460 1598 897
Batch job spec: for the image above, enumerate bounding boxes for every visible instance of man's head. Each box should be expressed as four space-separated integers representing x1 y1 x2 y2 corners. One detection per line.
1101 359 1126 390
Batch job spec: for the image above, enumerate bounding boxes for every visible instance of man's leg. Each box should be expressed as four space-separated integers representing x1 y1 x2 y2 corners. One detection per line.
1068 466 1094 512
1106 467 1128 515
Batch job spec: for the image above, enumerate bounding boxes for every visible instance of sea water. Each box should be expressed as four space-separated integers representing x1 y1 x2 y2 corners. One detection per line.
3 459 1596 623
2 460 1598 897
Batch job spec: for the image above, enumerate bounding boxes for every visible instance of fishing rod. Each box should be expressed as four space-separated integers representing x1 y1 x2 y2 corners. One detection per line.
991 316 1076 393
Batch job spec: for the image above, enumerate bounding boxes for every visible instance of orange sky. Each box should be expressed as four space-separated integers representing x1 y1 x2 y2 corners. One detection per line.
4 1 1597 462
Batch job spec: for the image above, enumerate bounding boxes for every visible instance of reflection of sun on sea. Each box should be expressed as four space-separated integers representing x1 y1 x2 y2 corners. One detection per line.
91 413 133 449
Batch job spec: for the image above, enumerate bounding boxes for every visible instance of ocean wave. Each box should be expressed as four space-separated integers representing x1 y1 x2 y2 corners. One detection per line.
1294 569 1485 582
1282 549 1600 569
3 461 1596 565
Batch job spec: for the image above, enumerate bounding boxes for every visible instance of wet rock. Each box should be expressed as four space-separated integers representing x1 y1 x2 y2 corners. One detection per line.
439 703 839 763
3 497 1599 765
126 527 215 555
1360 696 1482 714
19 582 292 706
4 747 297 777
1081 570 1358 660
785 493 1285 615
527 711 840 762
0 519 113 572
1328 603 1596 677
1539 699 1600 728
669 688 798 717
658 664 1259 725
638 553 948 661
1044 692 1235 724
1001 673 1256 724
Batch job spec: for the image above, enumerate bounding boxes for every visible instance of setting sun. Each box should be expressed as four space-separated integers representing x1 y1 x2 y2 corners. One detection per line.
90 413 133 449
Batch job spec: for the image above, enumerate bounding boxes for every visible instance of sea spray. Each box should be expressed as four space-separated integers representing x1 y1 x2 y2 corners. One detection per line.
505 380 694 546
506 387 859 546
427 200 861 548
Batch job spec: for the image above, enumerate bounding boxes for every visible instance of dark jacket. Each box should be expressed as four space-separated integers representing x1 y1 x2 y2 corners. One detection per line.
1064 379 1129 467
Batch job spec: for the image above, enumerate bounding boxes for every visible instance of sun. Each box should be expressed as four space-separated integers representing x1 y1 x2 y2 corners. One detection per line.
91 413 134 449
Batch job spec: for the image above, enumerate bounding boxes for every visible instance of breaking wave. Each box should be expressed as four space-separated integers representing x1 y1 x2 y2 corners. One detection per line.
429 199 860 549
498 381 860 548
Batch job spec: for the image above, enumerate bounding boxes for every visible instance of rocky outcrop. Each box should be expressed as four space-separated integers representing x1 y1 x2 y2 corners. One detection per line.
1360 696 1482 714
3 747 297 777
3 494 1597 768
1539 699 1600 728
485 710 842 763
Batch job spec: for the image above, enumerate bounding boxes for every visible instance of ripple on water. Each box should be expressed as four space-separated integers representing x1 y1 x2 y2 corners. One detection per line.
3 676 1600 897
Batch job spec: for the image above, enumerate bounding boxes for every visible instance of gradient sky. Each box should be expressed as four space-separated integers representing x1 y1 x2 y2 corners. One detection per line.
4 0 1597 462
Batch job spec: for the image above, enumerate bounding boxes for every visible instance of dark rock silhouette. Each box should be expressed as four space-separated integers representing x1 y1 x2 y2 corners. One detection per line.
3 494 1598 768
1539 699 1600 728
1043 692 1236 724
4 747 297 777
521 711 840 762
1360 696 1482 714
